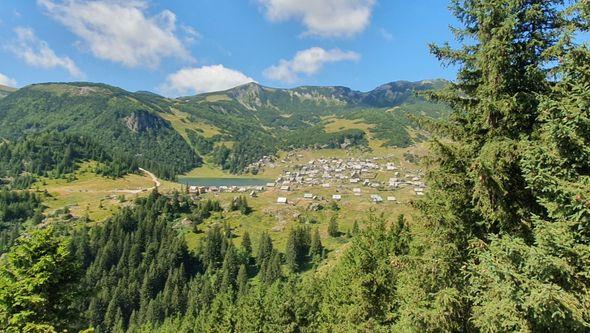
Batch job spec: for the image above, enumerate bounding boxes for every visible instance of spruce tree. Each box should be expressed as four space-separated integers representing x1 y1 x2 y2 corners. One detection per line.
241 231 252 257
394 1 583 331
309 228 323 259
237 264 248 295
327 216 339 237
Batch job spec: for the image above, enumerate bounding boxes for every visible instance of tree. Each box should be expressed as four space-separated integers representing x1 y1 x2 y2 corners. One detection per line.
236 265 248 295
241 231 252 257
263 251 283 285
309 228 323 260
327 216 339 237
0 227 82 332
393 1 585 331
256 232 273 266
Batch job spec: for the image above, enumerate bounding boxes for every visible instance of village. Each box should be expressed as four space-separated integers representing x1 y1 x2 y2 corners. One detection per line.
187 152 427 205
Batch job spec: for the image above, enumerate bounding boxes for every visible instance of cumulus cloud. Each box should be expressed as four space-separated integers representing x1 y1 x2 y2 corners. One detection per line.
258 0 376 37
7 27 83 77
0 73 17 87
264 47 360 83
160 65 256 96
37 0 193 68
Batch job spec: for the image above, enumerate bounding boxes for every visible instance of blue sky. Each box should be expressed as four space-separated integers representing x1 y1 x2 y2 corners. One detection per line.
0 0 458 96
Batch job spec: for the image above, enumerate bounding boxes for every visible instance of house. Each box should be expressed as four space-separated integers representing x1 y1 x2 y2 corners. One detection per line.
353 188 362 194
322 183 331 188
266 182 276 187
332 194 342 201
277 197 288 204
280 185 291 191
371 194 383 203
250 191 258 197
303 193 313 199
387 196 397 202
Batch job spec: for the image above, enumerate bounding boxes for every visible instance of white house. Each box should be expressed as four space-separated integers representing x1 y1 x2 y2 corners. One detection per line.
277 197 288 204
332 194 342 201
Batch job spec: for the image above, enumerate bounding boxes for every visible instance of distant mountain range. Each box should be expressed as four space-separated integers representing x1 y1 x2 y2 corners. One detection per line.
0 80 449 177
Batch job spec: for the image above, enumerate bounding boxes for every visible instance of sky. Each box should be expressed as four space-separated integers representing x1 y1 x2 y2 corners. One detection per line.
0 0 458 96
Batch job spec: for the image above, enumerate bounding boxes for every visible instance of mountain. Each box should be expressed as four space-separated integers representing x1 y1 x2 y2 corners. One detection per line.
0 83 200 179
0 80 449 176
0 85 16 98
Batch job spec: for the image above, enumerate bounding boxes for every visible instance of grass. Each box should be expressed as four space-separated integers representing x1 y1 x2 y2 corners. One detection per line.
205 94 232 103
323 116 374 134
159 108 221 140
34 161 173 221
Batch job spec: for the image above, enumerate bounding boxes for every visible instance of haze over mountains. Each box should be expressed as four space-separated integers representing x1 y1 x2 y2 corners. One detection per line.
0 79 448 178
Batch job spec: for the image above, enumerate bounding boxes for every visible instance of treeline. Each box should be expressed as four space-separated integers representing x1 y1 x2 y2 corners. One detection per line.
0 132 138 188
283 126 367 150
0 189 43 254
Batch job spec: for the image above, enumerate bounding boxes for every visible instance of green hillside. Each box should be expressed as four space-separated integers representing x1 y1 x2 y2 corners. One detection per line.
0 80 448 176
0 83 201 179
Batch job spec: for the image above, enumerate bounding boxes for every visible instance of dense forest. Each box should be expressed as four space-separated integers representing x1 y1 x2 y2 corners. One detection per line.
0 132 138 188
1 0 590 332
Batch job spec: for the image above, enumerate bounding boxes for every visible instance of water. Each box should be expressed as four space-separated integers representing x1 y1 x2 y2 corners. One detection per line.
179 177 272 187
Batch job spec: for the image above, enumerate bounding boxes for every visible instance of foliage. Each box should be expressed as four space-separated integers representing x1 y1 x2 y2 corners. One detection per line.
0 227 82 332
0 189 43 254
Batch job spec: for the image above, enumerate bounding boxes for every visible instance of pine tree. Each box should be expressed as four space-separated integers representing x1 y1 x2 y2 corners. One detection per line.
285 229 299 273
327 216 339 237
309 228 323 259
0 227 82 332
393 1 583 331
237 264 248 295
256 232 273 266
264 251 283 285
241 231 252 257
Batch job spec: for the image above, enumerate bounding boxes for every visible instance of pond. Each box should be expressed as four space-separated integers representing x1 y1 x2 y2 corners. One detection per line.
178 177 273 187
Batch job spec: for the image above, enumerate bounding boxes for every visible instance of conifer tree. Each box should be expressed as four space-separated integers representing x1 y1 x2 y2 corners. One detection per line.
256 232 273 266
241 231 252 257
0 227 82 332
309 228 323 259
236 264 248 295
393 1 584 331
327 216 339 237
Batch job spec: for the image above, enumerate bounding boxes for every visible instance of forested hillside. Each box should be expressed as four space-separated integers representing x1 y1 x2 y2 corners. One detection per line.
0 83 201 179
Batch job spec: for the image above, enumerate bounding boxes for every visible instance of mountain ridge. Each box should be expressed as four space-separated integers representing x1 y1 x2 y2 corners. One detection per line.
0 79 449 176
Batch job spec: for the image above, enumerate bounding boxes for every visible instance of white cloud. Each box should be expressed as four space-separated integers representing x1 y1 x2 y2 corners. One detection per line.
0 73 17 87
258 0 376 37
160 65 256 96
264 47 360 83
37 0 193 68
7 27 83 78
